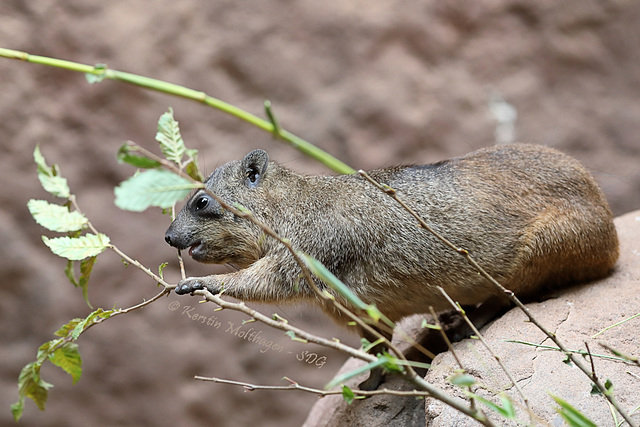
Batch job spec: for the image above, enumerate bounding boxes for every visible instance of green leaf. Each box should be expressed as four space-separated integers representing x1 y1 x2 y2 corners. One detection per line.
326 356 390 389
53 318 83 338
156 108 185 164
299 252 393 327
28 199 88 232
185 159 203 182
71 308 116 340
38 174 71 199
42 233 111 261
33 145 51 175
469 392 517 420
114 169 202 212
10 398 24 422
117 142 162 169
551 394 597 427
49 343 82 384
15 361 52 413
184 148 203 181
450 373 476 387
77 256 97 308
33 146 71 198
342 385 361 405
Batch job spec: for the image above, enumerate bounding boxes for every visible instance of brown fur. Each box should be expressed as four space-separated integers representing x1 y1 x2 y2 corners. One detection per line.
165 144 619 386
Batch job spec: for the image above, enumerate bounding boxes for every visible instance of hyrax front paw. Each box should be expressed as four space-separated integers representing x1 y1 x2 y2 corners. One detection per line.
174 278 206 295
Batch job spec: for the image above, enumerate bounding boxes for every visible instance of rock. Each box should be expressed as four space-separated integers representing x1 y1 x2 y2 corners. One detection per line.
304 210 640 426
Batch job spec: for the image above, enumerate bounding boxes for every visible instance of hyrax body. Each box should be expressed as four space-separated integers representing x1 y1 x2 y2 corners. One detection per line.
165 143 618 330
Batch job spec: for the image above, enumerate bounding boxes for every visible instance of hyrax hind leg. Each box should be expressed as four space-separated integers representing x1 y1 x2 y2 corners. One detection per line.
516 204 619 295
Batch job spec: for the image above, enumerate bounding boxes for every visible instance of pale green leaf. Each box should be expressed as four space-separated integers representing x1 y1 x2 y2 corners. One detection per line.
114 169 201 211
551 394 597 427
156 108 185 164
33 145 51 175
38 175 70 198
326 356 389 390
33 146 71 198
450 373 476 387
49 343 82 384
42 233 111 261
28 199 88 232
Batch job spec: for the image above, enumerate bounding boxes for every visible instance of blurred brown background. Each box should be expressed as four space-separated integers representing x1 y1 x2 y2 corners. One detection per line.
1 1 639 426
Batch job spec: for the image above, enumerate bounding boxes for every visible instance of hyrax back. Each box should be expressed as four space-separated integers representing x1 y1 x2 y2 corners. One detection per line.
165 144 619 324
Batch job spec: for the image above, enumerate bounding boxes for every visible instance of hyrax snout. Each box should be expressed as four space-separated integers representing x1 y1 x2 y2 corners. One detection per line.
165 143 618 368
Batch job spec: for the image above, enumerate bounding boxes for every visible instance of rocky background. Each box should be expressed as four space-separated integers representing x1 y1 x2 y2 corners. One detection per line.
1 1 639 426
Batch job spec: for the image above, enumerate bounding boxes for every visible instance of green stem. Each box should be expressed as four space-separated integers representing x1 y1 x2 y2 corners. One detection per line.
0 47 355 175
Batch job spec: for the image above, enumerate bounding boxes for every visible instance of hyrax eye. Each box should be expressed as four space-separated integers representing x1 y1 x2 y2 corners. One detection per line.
195 196 209 211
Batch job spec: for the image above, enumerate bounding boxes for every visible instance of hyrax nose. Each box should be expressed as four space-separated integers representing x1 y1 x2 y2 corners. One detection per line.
164 231 174 246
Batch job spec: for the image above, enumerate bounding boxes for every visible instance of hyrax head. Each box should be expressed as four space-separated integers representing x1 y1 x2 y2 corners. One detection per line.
164 149 270 268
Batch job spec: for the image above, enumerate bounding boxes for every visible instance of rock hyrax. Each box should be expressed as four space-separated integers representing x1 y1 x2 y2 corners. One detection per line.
165 143 618 370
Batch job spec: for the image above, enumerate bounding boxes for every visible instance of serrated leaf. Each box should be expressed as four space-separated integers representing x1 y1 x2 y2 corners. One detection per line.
33 145 51 175
42 233 110 261
71 308 116 340
33 146 71 198
49 343 82 384
16 361 52 412
38 173 70 199
28 199 88 232
114 169 201 211
156 108 185 164
54 318 83 338
117 142 162 169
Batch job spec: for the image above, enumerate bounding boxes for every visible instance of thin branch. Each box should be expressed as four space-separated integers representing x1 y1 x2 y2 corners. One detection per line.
438 287 533 423
194 375 433 398
0 48 355 175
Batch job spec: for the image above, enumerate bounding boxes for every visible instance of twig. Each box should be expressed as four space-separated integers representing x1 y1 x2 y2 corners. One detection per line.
194 375 433 398
438 287 534 423
510 341 637 365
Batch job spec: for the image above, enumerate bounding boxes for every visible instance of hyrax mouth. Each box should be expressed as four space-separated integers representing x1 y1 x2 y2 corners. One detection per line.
188 242 202 258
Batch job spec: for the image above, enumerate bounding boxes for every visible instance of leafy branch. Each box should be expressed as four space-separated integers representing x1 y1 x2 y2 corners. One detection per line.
0 47 354 175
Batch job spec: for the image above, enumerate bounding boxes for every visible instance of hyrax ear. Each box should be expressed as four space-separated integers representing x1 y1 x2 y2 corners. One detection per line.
241 149 269 189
